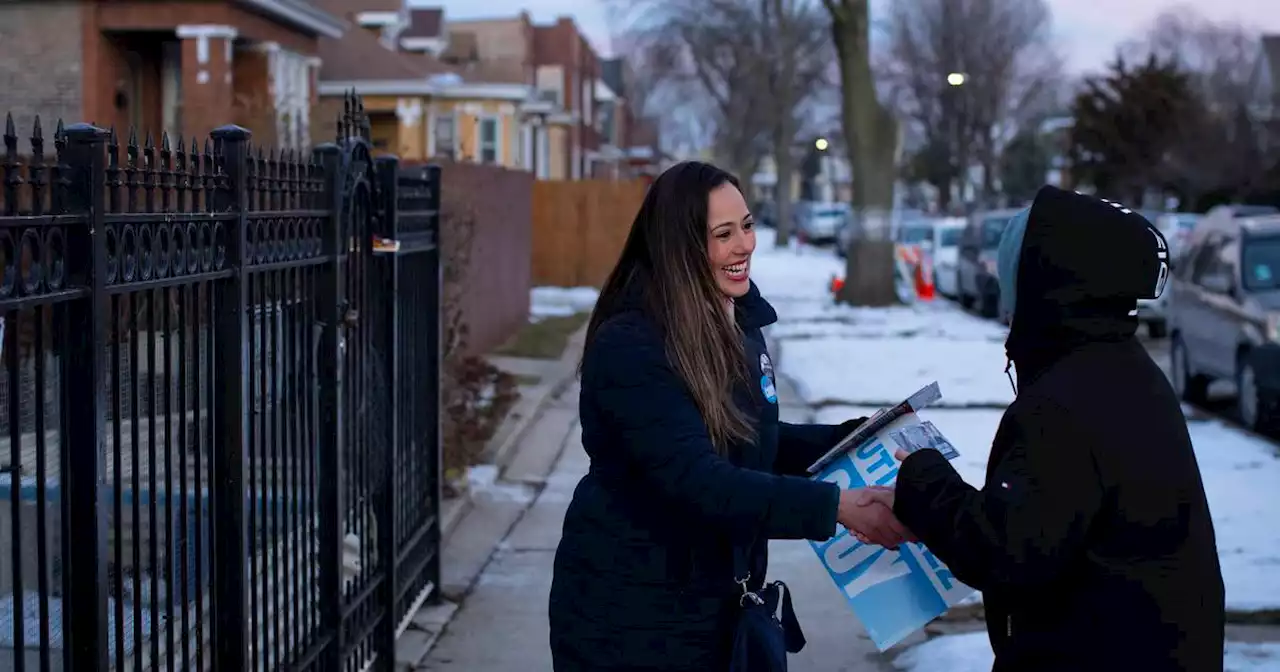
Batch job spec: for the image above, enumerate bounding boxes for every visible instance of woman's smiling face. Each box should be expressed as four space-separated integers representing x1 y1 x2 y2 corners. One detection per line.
706 182 756 299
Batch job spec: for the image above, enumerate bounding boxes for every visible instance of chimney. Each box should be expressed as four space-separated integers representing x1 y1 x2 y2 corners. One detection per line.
354 10 400 41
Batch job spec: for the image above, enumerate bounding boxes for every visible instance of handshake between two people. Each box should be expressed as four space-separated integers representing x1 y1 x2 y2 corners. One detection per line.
829 413 918 550
836 485 915 550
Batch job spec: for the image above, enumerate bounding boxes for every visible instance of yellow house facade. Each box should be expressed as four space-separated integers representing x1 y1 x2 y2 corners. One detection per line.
426 83 573 178
319 80 572 179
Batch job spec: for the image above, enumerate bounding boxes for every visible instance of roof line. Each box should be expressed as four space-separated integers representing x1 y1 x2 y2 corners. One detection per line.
237 0 345 38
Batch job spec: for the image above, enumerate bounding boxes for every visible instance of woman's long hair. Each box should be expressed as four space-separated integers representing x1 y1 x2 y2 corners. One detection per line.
583 161 755 454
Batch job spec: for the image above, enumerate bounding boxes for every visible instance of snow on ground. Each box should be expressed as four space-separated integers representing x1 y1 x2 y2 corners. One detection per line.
753 227 1013 407
758 230 1280 612
892 631 1280 672
529 286 598 321
782 326 1013 407
813 406 1280 611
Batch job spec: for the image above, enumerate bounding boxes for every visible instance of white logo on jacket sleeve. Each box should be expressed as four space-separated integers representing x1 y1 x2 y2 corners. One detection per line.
759 353 777 404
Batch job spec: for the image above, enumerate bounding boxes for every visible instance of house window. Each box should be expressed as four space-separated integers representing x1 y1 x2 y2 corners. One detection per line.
433 114 455 158
479 117 499 164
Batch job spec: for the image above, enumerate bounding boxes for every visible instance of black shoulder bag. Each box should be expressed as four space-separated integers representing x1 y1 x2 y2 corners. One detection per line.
728 540 806 672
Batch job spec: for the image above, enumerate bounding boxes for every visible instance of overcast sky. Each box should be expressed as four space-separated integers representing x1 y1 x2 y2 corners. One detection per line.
411 0 1280 74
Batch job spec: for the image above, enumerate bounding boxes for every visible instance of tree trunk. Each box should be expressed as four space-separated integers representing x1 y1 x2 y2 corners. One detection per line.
773 118 795 247
828 0 900 306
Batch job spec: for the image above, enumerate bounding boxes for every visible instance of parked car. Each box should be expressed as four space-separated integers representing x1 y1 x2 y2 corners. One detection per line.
1168 210 1280 431
1157 212 1202 256
956 209 1019 318
930 217 967 298
800 202 850 245
896 220 934 248
1137 212 1203 338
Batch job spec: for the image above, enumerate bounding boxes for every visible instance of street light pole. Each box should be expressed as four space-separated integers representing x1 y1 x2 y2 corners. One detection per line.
946 72 966 211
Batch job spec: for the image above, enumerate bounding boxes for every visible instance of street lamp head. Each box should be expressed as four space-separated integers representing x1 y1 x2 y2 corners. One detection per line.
947 72 966 87
815 137 829 151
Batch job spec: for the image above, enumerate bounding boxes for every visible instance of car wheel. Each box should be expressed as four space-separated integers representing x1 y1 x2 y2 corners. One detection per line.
1237 356 1268 432
1170 334 1208 404
979 290 999 319
1147 320 1167 339
957 273 974 309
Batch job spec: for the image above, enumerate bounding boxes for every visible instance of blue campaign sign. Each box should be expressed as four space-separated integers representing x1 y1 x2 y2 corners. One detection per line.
808 434 975 651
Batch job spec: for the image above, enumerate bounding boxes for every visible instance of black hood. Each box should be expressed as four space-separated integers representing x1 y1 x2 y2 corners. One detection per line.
1005 186 1170 384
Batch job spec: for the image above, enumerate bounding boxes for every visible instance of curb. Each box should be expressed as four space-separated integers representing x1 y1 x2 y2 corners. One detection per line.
439 322 586 548
485 323 587 473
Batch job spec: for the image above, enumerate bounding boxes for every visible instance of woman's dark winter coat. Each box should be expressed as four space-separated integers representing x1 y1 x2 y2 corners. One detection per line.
894 186 1226 672
548 281 846 671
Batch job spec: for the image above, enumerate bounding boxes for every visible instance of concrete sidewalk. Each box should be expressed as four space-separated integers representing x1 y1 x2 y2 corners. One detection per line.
414 364 911 671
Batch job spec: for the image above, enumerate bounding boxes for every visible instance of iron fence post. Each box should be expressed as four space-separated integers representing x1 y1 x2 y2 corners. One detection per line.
312 142 345 667
57 122 110 672
209 124 251 669
373 154 400 667
425 164 443 600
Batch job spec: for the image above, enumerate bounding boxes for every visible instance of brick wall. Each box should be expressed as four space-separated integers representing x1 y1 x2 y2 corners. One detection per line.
0 2 84 136
430 161 533 355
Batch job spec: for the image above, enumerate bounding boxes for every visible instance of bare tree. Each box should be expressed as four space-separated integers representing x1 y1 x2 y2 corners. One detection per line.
609 1 767 195
1122 6 1272 202
608 0 831 218
824 0 901 306
759 0 832 246
881 0 1058 208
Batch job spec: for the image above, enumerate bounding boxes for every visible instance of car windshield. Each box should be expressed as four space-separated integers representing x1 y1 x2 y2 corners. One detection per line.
813 207 845 218
1243 236 1280 290
981 216 1009 249
900 226 932 244
1234 206 1279 218
1244 235 1280 288
938 228 962 247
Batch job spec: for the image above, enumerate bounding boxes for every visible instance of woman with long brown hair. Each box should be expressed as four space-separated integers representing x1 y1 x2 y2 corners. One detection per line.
547 161 910 671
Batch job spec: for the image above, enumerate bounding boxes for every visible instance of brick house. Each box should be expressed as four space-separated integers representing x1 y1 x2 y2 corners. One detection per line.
0 0 343 149
533 17 608 180
436 13 573 178
316 4 567 172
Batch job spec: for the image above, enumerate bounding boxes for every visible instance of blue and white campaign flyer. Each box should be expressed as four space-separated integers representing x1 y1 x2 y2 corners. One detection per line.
808 412 975 651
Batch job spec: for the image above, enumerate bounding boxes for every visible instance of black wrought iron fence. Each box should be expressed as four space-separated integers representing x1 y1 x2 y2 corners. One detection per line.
0 93 442 671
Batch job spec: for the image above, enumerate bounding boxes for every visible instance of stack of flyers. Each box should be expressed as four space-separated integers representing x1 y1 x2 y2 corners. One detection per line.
885 421 960 461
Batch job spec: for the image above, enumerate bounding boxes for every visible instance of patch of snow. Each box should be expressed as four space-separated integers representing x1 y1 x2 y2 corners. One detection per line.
891 631 993 672
892 631 1280 671
782 331 1013 408
1188 419 1280 612
813 404 1280 612
467 465 536 505
530 286 598 321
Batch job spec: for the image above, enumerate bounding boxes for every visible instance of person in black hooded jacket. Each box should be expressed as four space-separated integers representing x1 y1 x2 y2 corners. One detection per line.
548 161 912 671
891 186 1226 671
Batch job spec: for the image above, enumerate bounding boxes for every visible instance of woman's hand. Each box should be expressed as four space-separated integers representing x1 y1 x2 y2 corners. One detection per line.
836 487 916 549
834 416 870 439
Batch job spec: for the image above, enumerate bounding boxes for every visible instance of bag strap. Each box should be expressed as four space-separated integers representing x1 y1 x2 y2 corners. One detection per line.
732 537 762 606
775 581 806 653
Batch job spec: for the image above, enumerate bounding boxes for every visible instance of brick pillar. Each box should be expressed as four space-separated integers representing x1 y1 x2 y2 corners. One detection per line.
176 25 238 139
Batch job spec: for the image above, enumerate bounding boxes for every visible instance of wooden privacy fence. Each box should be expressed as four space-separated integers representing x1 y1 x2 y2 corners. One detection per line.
531 180 647 288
